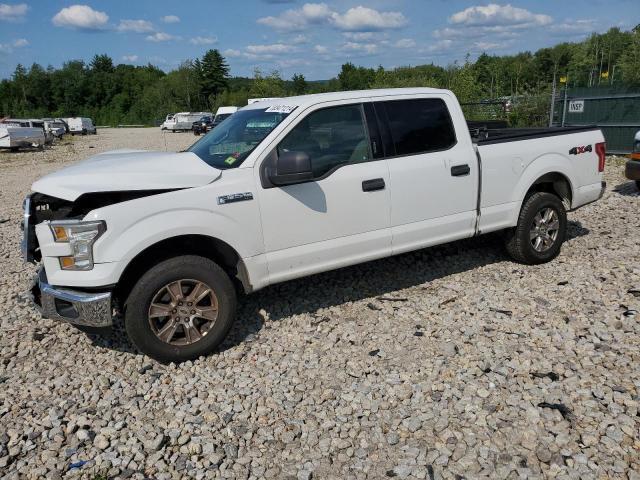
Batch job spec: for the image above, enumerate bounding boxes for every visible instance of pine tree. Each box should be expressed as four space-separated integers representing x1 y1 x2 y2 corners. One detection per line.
198 49 229 106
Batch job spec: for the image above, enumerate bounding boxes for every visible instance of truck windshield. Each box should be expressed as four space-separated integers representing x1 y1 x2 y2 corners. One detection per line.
188 108 291 169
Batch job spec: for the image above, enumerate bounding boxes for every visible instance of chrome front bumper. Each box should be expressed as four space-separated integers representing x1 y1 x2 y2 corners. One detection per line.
31 268 113 327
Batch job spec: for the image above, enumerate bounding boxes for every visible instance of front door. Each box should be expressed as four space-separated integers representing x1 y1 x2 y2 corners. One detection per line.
256 102 392 284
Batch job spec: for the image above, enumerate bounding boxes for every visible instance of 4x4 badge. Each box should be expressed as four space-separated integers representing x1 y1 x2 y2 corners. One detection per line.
217 192 254 205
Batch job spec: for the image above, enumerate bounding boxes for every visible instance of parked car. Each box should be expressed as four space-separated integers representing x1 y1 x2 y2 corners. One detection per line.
23 88 606 362
162 112 212 132
624 130 640 190
67 117 97 135
0 124 46 150
43 119 66 139
192 116 213 136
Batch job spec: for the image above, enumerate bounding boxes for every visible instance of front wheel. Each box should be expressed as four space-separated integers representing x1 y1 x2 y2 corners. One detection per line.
505 192 567 265
125 256 237 363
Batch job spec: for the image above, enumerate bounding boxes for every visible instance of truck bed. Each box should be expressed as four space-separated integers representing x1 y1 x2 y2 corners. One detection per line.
468 124 600 145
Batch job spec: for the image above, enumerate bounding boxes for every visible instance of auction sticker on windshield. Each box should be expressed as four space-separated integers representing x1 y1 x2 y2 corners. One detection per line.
265 105 297 114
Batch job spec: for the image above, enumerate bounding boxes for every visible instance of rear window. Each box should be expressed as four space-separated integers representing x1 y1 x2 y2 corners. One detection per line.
382 99 456 156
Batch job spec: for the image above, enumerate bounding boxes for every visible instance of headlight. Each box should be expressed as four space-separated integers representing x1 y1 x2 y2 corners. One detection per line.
49 220 106 271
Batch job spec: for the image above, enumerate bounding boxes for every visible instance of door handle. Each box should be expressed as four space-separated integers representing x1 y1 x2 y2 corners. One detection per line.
362 178 385 192
451 164 471 177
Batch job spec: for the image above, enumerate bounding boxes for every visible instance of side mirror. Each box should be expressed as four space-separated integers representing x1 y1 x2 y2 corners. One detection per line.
269 151 313 186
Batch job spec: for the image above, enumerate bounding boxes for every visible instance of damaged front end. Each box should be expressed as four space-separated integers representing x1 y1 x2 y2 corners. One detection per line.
23 189 174 327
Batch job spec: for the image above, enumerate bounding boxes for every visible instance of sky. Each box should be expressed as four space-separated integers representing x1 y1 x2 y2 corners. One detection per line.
0 0 638 80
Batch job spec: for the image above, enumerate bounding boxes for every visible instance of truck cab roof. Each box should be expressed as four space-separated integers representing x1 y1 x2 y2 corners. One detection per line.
243 88 450 111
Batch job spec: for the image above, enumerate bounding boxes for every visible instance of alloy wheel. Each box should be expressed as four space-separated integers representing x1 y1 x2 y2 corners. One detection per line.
530 207 560 252
147 279 218 346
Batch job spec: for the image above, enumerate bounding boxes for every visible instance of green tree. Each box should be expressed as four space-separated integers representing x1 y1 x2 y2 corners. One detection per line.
198 49 229 106
249 68 285 97
337 63 375 90
291 73 307 95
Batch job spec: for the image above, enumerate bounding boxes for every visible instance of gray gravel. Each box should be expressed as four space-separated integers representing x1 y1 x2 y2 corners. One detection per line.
0 129 639 479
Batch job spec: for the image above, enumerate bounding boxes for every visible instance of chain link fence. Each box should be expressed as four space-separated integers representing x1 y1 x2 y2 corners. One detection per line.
460 95 551 128
461 87 640 154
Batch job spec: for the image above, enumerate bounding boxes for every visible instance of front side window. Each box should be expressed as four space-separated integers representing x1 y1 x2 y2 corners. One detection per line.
278 104 370 178
188 108 291 169
382 98 456 156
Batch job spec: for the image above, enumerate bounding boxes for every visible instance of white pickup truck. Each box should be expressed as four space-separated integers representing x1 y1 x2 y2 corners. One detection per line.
23 88 606 362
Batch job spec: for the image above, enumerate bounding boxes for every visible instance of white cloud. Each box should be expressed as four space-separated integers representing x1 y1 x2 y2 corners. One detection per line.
0 2 27 21
145 32 175 42
472 41 502 51
314 45 329 54
161 15 180 24
117 19 154 33
189 36 217 45
393 38 416 49
223 48 242 57
450 4 552 28
257 2 332 31
550 19 596 36
0 37 28 53
331 6 407 31
122 54 138 62
52 5 109 30
277 58 310 68
341 41 378 55
422 39 454 54
291 34 309 44
342 32 379 42
258 3 407 32
246 43 294 54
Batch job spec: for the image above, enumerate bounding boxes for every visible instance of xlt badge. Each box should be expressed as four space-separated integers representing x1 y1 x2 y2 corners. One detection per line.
217 192 254 205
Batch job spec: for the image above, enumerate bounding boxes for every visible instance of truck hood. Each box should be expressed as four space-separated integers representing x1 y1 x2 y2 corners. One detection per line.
32 149 221 201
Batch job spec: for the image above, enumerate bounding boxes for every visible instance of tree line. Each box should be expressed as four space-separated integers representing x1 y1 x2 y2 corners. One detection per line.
0 25 637 126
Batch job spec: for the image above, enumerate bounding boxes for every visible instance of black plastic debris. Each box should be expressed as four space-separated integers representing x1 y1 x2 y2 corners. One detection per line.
537 402 573 421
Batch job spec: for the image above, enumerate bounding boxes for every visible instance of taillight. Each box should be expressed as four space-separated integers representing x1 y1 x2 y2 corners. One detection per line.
595 142 606 172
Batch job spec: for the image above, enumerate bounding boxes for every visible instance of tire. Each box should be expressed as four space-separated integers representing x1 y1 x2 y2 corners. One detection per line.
636 180 640 191
505 192 567 265
124 255 236 363
81 129 87 136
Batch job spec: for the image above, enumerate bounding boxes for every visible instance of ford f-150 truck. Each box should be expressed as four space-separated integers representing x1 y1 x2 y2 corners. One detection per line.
23 88 606 362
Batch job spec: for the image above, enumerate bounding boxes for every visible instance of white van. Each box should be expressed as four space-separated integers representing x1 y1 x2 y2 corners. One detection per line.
212 106 238 128
68 117 97 135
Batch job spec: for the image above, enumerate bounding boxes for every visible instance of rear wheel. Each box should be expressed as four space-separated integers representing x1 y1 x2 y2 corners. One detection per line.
125 255 236 363
505 192 567 264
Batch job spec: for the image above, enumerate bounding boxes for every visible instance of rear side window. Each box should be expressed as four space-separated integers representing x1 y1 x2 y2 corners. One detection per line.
381 99 456 156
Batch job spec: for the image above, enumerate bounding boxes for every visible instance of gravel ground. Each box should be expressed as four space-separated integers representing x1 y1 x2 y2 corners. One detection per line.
0 129 638 480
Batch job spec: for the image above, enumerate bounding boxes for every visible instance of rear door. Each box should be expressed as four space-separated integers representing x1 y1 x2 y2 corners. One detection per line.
256 101 392 284
373 95 478 254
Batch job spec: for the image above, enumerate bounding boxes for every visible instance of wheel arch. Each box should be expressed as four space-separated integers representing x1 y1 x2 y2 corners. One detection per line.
114 234 251 307
525 171 573 210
